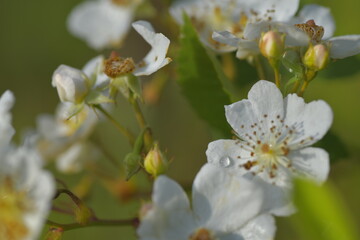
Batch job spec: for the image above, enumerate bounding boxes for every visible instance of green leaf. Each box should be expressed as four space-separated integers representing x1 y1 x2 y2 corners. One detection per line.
292 179 359 240
314 130 349 164
177 14 232 137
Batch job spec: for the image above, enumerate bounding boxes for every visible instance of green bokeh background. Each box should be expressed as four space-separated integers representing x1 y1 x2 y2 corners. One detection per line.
0 0 359 239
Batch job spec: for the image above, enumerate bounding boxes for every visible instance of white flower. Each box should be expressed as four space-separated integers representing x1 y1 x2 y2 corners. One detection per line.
36 102 98 173
67 0 142 50
292 4 360 59
52 55 109 105
138 163 289 240
0 91 55 240
206 80 333 187
170 0 300 52
105 21 171 77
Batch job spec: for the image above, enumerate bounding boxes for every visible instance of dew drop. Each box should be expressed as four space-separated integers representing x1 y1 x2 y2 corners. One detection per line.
219 157 232 168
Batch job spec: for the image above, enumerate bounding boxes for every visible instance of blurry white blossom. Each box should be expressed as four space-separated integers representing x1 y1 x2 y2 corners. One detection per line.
0 91 55 240
207 80 333 187
67 0 142 50
36 102 98 173
171 0 300 52
138 163 289 240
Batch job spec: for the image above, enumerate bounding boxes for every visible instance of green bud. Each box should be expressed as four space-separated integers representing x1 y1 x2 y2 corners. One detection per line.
144 144 168 177
303 44 330 71
259 31 285 59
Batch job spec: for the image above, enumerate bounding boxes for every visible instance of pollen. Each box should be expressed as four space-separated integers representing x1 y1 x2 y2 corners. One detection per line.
189 228 215 240
295 19 324 43
104 53 135 78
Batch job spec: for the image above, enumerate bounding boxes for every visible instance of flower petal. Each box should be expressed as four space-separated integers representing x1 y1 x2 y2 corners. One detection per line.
137 176 195 240
192 164 287 232
0 90 15 154
248 80 284 129
297 4 335 39
132 21 171 76
284 93 333 147
238 214 276 240
289 147 330 183
237 0 299 22
67 1 133 49
206 140 252 172
82 55 109 89
328 35 360 59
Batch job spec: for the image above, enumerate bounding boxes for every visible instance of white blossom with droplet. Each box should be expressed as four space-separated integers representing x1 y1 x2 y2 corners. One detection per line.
138 163 289 240
206 80 333 188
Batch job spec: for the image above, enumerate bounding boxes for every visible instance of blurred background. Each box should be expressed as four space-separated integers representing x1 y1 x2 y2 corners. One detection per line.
0 0 359 239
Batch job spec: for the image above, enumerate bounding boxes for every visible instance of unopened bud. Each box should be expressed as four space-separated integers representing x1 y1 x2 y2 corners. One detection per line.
104 53 136 78
259 31 285 59
303 44 329 71
52 65 90 104
144 144 168 177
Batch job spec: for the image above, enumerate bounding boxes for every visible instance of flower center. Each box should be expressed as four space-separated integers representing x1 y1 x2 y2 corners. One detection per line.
234 114 316 179
104 54 135 78
189 228 216 240
0 177 32 240
295 19 324 43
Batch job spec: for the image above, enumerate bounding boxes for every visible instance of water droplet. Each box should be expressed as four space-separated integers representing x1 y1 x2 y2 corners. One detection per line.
219 157 232 168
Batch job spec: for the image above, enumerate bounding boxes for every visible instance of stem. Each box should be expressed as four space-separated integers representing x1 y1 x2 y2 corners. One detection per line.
94 105 135 146
46 217 138 232
254 56 266 80
274 66 281 88
298 81 309 97
290 79 301 93
130 99 153 150
298 70 317 97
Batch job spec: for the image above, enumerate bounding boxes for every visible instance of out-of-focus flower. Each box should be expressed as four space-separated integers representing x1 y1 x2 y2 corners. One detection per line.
171 0 300 52
206 80 333 187
36 102 98 173
67 0 142 50
0 91 55 240
137 163 288 240
52 55 111 107
293 4 360 59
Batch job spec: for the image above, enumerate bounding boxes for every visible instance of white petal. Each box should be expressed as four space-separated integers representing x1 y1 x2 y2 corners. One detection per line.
67 1 133 49
225 100 258 137
206 140 251 172
0 90 15 154
297 4 335 39
52 65 90 103
132 21 171 76
328 35 360 59
248 80 284 129
284 93 333 146
137 176 195 240
289 147 330 183
238 214 276 240
235 40 260 59
238 0 299 22
82 55 109 89
212 31 240 47
192 164 287 232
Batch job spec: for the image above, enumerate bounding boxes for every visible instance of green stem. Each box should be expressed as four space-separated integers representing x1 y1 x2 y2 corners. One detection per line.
298 70 317 97
274 66 281 88
130 100 153 150
46 217 138 232
291 79 301 93
254 56 266 80
94 105 135 146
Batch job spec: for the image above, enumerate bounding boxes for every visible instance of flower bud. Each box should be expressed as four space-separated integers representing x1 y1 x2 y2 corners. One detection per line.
259 31 285 59
52 65 90 104
303 44 330 71
144 144 168 178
